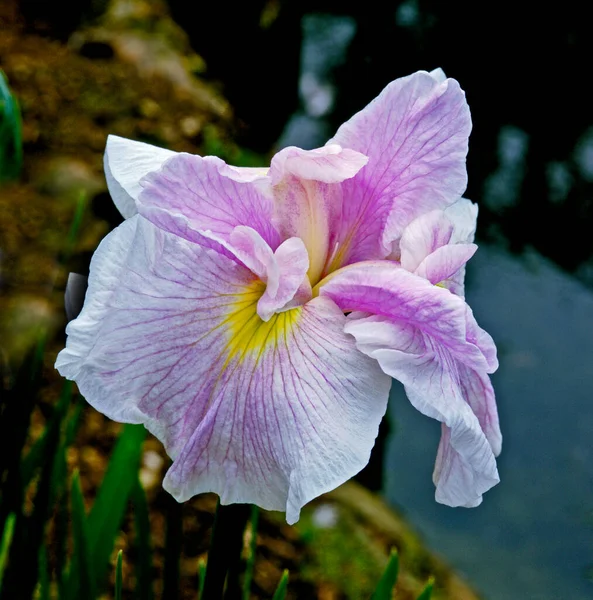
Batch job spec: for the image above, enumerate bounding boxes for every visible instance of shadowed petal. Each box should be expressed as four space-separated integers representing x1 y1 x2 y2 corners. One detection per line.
104 135 175 219
138 153 280 249
56 217 390 523
327 71 471 267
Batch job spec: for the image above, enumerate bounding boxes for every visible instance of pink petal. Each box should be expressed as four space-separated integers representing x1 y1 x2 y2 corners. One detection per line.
319 262 495 372
228 226 311 321
400 210 455 273
415 243 477 285
56 216 391 524
269 145 367 285
344 314 499 508
137 153 280 249
269 144 368 185
327 71 472 267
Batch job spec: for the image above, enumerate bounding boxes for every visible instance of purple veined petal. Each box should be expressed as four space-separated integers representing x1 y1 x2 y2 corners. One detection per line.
137 152 281 250
429 67 447 83
319 261 496 372
269 145 367 285
228 226 311 321
55 216 391 524
415 243 477 286
344 314 499 508
326 71 472 268
104 135 175 219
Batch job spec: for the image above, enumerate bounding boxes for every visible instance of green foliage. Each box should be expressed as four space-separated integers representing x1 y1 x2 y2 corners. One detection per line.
115 550 124 600
372 549 399 600
0 70 23 182
0 513 15 594
271 569 289 600
242 505 259 600
416 577 435 600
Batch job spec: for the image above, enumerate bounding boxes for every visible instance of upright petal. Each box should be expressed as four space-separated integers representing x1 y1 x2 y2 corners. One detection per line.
104 135 175 219
326 71 472 267
269 145 368 285
138 153 280 249
56 217 391 524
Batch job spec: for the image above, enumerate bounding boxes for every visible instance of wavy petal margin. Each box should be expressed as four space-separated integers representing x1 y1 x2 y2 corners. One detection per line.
56 217 391 523
327 70 472 267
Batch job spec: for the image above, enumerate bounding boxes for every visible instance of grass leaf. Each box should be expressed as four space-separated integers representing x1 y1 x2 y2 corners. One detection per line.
271 569 289 600
87 424 146 591
242 505 259 600
0 513 15 594
131 478 154 600
416 577 435 600
115 550 123 600
69 471 97 600
372 549 399 600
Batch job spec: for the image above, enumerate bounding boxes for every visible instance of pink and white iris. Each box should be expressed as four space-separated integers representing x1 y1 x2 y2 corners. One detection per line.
56 69 501 523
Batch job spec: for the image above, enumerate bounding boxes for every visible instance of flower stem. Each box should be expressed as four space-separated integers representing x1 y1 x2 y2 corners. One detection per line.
202 501 250 600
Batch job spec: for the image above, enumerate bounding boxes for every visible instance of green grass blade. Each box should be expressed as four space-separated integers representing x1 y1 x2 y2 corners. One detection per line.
131 478 154 600
38 545 50 600
271 569 289 600
87 424 146 591
372 549 399 600
0 513 15 594
416 577 435 600
162 497 182 600
69 471 97 600
115 550 123 600
197 558 206 599
242 505 259 600
0 70 23 182
20 381 72 488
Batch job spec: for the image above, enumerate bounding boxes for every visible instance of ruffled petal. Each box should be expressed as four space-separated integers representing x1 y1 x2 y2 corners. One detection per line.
400 210 454 272
269 145 367 285
415 243 477 286
400 203 479 296
56 217 391 524
137 153 280 249
344 314 499 508
326 71 471 267
104 135 175 219
228 226 311 321
320 262 495 372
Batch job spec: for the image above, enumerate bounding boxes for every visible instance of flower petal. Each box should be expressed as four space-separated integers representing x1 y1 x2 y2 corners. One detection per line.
400 210 454 273
320 262 495 372
326 71 472 266
138 153 280 249
269 145 367 285
344 314 499 507
415 243 477 286
445 197 479 244
104 135 175 219
56 217 391 524
228 226 311 321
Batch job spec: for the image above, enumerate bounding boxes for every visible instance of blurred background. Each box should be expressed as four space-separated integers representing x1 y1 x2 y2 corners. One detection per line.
1 1 592 598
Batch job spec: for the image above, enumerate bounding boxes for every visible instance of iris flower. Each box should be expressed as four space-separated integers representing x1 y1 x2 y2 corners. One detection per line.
56 69 500 524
